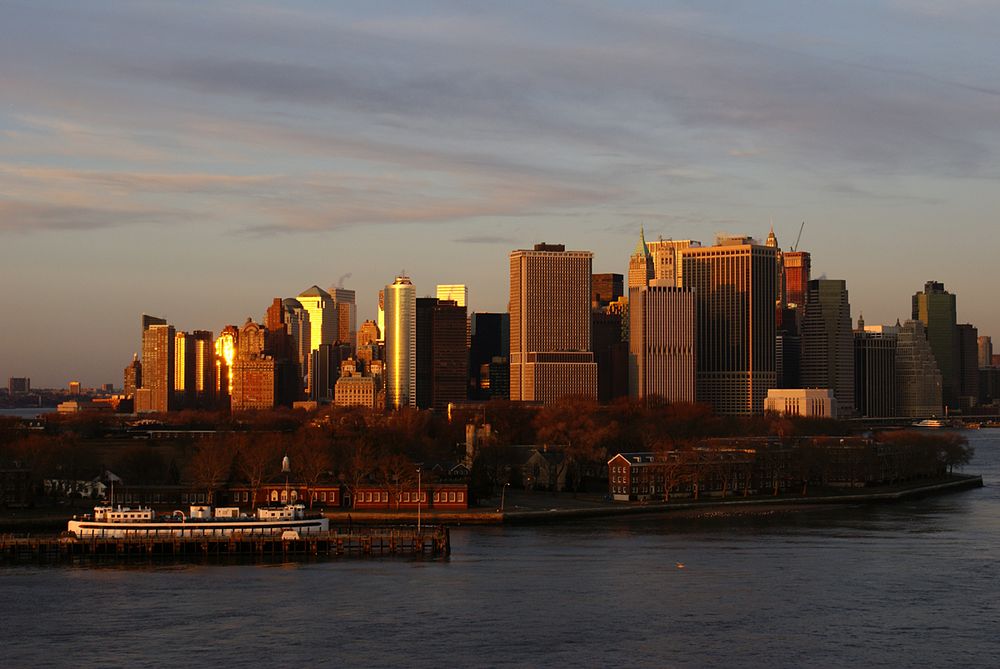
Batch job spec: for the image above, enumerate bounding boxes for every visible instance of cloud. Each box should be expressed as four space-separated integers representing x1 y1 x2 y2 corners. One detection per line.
0 199 174 233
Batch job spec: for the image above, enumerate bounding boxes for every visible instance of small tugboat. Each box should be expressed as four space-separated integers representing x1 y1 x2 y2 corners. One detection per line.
67 504 329 539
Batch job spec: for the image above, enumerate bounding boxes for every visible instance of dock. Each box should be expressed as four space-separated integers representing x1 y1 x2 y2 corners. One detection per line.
0 526 450 563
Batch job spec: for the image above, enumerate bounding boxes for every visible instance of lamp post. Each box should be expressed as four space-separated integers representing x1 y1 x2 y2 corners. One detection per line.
416 467 422 533
499 482 510 513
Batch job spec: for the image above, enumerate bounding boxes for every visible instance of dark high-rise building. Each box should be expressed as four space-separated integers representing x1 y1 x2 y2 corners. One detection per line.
854 325 897 419
912 281 959 408
679 236 777 415
592 273 623 308
801 279 854 416
592 311 629 404
979 336 993 369
510 243 596 403
191 330 215 408
470 312 510 400
957 323 979 409
775 333 801 389
416 298 468 411
138 320 175 413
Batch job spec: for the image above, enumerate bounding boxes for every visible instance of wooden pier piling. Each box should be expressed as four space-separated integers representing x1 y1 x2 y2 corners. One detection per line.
0 527 450 563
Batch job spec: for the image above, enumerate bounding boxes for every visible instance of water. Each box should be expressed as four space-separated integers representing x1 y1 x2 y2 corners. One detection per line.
3 431 999 668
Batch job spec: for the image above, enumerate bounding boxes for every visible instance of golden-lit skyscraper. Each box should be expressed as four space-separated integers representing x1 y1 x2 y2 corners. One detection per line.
782 251 811 308
385 275 416 409
138 320 175 413
297 285 338 394
627 228 654 291
510 243 597 403
327 286 357 349
679 236 778 415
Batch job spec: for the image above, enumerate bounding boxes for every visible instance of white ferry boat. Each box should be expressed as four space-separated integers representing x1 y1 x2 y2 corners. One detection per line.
67 504 329 539
912 419 950 429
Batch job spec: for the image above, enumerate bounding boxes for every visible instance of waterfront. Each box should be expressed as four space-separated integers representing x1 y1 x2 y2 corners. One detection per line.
2 430 998 668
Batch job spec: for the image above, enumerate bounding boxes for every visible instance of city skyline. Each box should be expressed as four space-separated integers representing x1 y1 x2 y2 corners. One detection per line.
3 1 1000 386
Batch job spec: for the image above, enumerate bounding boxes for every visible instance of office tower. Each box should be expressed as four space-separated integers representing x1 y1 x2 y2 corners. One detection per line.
231 319 277 411
979 336 994 369
358 320 381 347
510 243 597 403
592 311 628 403
592 273 623 308
385 276 417 409
679 236 777 415
68 381 81 395
282 298 311 391
141 314 166 333
265 299 301 405
297 286 338 395
377 289 386 341
627 228 654 290
647 238 702 288
470 312 510 400
416 297 468 411
436 284 470 349
215 325 238 407
800 279 855 415
191 330 215 407
854 324 897 419
138 320 175 413
957 324 979 408
782 252 811 308
895 320 943 417
436 284 468 307
335 373 377 409
123 355 141 397
328 287 357 349
173 331 196 408
628 285 696 402
912 281 959 408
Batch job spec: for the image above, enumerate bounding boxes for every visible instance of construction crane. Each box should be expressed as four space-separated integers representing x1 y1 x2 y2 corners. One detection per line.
791 221 805 252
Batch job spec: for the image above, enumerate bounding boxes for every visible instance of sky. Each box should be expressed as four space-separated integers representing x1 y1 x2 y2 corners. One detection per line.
2 0 999 387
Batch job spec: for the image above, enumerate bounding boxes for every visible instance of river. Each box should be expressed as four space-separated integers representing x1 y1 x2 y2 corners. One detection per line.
2 431 998 668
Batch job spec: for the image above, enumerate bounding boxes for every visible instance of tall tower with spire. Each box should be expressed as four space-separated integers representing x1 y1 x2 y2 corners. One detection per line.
627 227 654 291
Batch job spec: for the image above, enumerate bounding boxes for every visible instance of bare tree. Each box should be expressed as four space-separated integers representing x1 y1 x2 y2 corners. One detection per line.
292 429 333 508
188 438 235 504
235 433 283 510
375 453 417 510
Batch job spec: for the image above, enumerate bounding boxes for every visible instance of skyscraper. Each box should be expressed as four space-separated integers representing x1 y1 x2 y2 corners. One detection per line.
231 319 276 411
416 297 467 411
385 276 416 409
328 287 357 349
957 323 979 409
591 273 623 308
896 319 943 417
123 355 141 398
646 238 701 287
679 236 777 415
627 228 654 291
191 330 215 407
173 331 196 408
297 286 338 395
801 279 855 416
912 281 959 408
436 284 468 307
854 324 897 419
978 336 993 369
138 320 175 413
510 243 597 403
628 284 696 402
782 251 811 308
470 312 510 400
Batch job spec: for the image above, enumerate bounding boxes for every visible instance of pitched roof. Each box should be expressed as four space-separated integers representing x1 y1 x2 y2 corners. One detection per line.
298 285 331 298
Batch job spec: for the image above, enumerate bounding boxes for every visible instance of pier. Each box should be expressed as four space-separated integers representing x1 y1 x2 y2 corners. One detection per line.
0 526 450 563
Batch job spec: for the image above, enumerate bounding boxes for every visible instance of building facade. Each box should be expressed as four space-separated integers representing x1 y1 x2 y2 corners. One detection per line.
510 243 597 403
800 279 854 416
679 237 777 415
764 388 837 418
627 285 696 402
138 320 175 413
912 281 959 408
385 276 417 409
854 325 897 419
895 319 943 418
